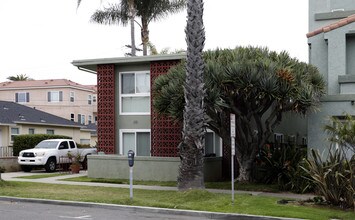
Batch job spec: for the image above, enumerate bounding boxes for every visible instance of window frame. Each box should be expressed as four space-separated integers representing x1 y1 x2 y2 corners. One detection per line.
88 95 92 105
28 128 35 135
10 127 20 143
48 91 63 102
46 129 55 135
70 91 75 102
119 71 150 115
119 129 151 156
15 92 30 103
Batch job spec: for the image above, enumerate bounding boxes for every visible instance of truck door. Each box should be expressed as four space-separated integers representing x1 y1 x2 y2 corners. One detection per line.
58 141 70 164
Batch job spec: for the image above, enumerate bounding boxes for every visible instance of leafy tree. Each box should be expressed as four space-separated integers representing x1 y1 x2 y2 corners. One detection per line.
154 47 325 182
324 113 355 154
7 74 32 81
177 0 205 190
79 0 186 56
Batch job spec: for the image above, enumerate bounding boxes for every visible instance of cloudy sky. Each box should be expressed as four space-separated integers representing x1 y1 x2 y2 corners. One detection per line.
0 0 309 85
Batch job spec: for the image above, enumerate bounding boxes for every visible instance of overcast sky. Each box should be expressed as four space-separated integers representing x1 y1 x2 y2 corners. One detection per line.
0 0 309 85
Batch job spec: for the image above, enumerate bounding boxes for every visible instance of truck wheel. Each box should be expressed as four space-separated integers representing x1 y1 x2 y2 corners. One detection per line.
45 158 56 172
21 165 32 172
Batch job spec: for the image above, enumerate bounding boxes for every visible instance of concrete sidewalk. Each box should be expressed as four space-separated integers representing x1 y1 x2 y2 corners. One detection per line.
1 171 315 201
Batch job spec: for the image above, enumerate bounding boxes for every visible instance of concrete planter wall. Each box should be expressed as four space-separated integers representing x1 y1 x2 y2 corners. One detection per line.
87 155 222 182
0 157 21 172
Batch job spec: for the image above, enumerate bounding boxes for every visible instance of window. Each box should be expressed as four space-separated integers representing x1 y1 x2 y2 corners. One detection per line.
46 129 55 135
88 115 92 124
88 95 92 105
29 128 35 134
120 130 150 156
48 91 63 102
70 92 75 102
15 92 30 103
204 131 222 157
69 141 76 149
58 141 69 150
93 95 97 103
78 114 85 124
70 113 75 121
274 133 284 144
11 127 19 142
120 71 150 115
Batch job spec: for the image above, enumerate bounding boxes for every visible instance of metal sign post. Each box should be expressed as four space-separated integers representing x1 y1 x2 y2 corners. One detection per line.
230 113 236 205
129 166 133 200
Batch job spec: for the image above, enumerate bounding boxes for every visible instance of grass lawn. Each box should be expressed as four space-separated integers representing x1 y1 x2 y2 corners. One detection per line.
15 173 68 179
62 176 280 192
0 180 353 220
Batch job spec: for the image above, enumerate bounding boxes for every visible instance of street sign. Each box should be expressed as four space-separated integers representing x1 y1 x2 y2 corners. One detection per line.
230 114 235 137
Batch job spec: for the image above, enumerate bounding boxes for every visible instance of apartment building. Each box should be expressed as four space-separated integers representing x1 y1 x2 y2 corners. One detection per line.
0 79 97 126
307 0 355 154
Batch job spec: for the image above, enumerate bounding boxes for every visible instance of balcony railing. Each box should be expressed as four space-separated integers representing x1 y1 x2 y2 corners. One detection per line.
0 146 14 157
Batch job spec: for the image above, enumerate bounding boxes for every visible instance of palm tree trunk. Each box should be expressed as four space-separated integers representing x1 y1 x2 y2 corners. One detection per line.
178 0 206 190
141 18 149 56
128 0 136 56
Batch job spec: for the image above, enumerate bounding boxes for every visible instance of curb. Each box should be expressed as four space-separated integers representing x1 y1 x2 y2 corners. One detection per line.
0 196 304 220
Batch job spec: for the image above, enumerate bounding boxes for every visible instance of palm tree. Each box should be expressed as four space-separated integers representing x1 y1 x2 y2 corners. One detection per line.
79 0 186 56
7 74 32 81
177 0 205 190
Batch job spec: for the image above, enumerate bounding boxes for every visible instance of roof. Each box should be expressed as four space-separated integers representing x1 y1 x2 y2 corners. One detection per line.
72 53 186 73
0 79 96 91
84 123 97 135
307 14 355 38
0 100 83 128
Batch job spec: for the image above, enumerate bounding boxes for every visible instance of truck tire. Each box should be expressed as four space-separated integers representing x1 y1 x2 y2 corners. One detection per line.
45 158 56 172
21 165 32 172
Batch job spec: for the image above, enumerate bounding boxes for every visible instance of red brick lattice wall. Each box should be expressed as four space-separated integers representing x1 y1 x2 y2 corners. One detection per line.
150 60 182 157
97 64 116 154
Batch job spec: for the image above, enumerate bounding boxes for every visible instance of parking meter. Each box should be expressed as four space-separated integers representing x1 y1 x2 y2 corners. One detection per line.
128 150 135 167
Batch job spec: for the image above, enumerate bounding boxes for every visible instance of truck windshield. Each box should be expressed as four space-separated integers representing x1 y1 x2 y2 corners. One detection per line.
35 141 59 149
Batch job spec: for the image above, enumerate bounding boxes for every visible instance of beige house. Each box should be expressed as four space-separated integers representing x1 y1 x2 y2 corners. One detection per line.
0 79 97 125
0 101 93 149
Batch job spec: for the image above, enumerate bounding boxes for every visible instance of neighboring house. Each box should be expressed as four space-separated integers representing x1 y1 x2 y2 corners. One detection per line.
0 79 97 126
0 101 93 148
307 0 355 154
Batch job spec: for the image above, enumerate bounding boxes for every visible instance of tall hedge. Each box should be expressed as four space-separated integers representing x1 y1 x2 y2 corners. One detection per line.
13 134 71 156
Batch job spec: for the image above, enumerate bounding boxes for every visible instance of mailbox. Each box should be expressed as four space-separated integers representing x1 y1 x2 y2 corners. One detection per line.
128 150 135 167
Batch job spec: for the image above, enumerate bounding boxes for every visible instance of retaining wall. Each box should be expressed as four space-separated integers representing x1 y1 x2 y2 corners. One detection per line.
87 155 222 182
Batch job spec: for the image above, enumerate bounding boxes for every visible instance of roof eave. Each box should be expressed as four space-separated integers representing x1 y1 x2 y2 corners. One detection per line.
72 53 186 73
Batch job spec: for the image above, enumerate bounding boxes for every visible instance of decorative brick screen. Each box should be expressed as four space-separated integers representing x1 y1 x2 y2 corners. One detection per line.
150 60 182 157
97 64 115 154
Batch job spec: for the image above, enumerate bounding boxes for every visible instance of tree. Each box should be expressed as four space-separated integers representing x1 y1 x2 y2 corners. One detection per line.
324 113 355 154
176 0 205 190
7 74 32 81
79 0 186 56
154 47 326 183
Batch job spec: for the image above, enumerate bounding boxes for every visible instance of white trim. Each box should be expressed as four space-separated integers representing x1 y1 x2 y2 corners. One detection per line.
119 129 151 156
119 71 150 115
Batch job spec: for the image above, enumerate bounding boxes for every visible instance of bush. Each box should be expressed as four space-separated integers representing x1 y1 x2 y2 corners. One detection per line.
13 134 71 156
254 143 314 193
301 149 355 209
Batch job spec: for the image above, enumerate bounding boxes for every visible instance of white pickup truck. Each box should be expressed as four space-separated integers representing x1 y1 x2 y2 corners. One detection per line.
18 139 97 172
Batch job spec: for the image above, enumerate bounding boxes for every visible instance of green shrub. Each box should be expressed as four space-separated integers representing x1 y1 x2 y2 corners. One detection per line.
254 144 314 193
76 144 91 149
301 149 355 209
13 134 71 156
